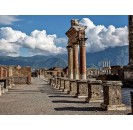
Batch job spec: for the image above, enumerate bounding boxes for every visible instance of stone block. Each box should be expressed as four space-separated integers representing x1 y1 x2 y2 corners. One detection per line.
63 78 70 93
56 77 61 89
76 80 88 98
68 79 77 95
86 80 103 102
101 81 126 111
59 78 65 90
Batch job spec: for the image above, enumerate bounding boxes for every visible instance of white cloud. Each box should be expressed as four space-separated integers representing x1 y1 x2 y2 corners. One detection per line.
0 18 128 57
80 18 128 52
0 27 66 56
0 16 21 25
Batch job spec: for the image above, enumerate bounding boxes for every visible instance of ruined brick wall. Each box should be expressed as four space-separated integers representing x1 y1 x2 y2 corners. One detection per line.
0 66 8 79
12 66 31 84
13 77 29 84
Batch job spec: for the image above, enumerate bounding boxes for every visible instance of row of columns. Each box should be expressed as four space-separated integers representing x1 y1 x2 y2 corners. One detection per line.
66 19 87 80
49 77 127 111
67 40 87 80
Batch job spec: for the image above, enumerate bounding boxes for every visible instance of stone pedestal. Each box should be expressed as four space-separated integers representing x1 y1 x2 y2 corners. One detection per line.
59 78 65 90
101 81 126 111
68 79 77 95
49 78 52 86
131 91 133 113
86 80 103 102
63 78 70 93
76 80 88 98
53 78 56 88
50 78 54 86
54 77 58 88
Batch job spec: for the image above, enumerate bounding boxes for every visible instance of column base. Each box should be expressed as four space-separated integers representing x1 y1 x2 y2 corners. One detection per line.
101 103 127 111
76 95 88 98
86 97 103 103
68 91 77 95
69 74 73 79
80 74 86 80
74 74 79 80
63 89 69 93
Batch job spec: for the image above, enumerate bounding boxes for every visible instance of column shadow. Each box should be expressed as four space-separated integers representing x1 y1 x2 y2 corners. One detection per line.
52 100 87 104
54 107 104 111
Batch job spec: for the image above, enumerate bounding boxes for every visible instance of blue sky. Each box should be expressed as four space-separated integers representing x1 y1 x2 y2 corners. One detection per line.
0 15 128 57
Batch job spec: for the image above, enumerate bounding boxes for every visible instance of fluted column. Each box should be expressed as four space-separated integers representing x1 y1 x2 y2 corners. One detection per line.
67 45 73 79
79 39 87 80
73 43 79 80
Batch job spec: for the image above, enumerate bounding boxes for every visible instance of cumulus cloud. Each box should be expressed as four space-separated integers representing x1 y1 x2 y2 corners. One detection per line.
80 18 128 52
0 27 66 56
0 16 21 25
0 18 128 57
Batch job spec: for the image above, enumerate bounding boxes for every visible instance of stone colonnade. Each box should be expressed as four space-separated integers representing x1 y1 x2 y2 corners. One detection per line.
66 19 87 80
49 77 127 111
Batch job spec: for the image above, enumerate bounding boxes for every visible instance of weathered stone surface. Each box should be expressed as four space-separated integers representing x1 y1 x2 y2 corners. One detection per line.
57 77 61 89
101 81 126 111
67 46 73 79
59 78 65 90
68 79 77 95
86 80 103 102
13 77 29 84
63 78 70 92
76 80 88 98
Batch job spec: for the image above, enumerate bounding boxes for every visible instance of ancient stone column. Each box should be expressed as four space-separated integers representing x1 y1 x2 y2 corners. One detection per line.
128 15 133 65
67 45 73 79
79 39 87 80
101 81 126 111
73 43 79 80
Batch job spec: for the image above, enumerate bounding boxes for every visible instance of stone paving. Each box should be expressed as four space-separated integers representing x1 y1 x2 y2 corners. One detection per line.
0 78 132 115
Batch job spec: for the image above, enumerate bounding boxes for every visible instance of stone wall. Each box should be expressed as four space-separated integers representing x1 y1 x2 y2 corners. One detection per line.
13 76 29 84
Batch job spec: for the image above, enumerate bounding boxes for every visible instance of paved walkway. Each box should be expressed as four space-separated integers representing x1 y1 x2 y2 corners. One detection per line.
0 78 132 115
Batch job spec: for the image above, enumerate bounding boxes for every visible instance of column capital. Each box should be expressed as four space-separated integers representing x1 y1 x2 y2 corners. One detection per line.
78 38 87 46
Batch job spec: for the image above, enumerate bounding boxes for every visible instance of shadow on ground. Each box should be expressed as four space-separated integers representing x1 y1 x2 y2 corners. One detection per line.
52 100 87 104
54 107 104 111
49 95 75 98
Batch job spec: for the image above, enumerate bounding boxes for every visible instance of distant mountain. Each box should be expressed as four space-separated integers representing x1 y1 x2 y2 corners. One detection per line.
0 45 129 69
86 45 129 68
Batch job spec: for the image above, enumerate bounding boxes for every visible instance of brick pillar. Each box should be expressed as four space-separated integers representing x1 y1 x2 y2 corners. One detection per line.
79 39 87 80
101 81 126 111
73 43 79 80
67 45 73 79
